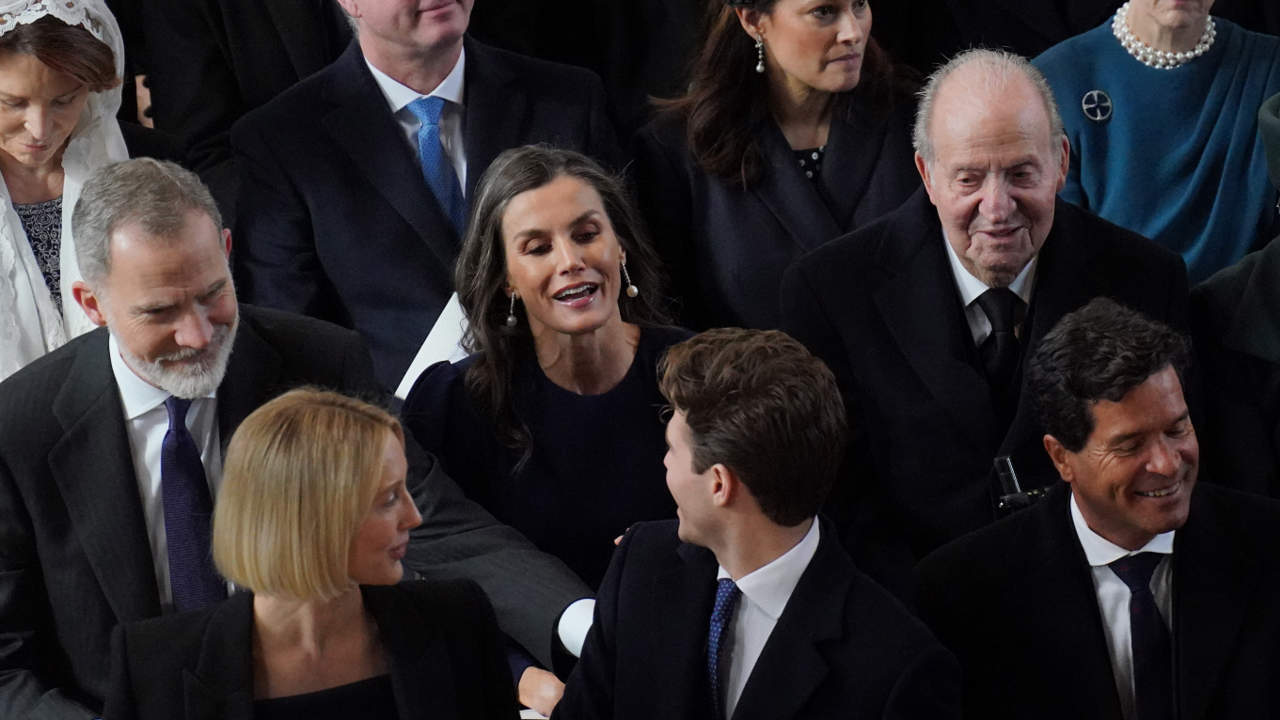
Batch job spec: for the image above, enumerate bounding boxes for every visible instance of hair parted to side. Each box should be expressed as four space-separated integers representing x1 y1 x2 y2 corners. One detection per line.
658 328 846 526
1027 298 1192 453
659 0 907 187
73 158 224 287
912 48 1064 165
212 388 404 601
455 144 670 465
0 15 118 92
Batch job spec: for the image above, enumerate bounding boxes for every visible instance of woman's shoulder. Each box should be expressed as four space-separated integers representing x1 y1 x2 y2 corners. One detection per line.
367 579 493 628
640 324 696 351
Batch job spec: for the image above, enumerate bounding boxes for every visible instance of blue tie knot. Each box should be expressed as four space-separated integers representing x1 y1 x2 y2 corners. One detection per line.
1109 552 1164 595
164 396 192 429
407 95 447 126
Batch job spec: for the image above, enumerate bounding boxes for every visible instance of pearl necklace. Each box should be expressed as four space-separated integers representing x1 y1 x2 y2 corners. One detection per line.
1112 1 1216 70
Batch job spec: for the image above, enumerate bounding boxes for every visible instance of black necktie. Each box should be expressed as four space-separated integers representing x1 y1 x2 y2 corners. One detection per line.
1110 552 1173 720
975 287 1025 391
707 579 742 720
161 397 225 612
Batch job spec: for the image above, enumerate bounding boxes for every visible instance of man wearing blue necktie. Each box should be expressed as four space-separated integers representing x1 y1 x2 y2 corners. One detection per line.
554 328 960 720
230 0 621 392
917 297 1280 719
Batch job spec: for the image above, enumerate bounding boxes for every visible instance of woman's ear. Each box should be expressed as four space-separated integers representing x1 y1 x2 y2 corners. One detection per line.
734 7 766 41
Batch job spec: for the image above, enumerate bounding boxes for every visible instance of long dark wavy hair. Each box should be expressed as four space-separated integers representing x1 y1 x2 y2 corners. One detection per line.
660 0 910 187
455 145 671 468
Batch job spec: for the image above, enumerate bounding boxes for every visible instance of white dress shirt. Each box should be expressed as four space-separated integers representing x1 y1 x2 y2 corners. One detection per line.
1070 494 1174 720
943 236 1038 346
366 48 468 190
717 518 821 719
109 334 222 610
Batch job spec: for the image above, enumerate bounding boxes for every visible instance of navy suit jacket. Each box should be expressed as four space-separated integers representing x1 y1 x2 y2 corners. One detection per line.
917 483 1280 719
781 190 1189 599
231 38 621 390
0 305 586 719
553 519 960 720
104 581 516 720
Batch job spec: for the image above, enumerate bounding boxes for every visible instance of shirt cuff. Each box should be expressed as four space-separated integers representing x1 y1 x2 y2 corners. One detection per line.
556 598 595 657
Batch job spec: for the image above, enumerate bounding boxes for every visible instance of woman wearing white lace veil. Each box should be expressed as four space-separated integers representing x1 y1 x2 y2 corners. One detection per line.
0 0 127 382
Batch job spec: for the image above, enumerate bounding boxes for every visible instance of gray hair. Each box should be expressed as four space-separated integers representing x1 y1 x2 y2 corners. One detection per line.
912 48 1065 165
73 158 224 287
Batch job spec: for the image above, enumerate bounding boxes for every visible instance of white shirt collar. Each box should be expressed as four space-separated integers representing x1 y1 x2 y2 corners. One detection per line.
365 46 466 115
717 518 821 622
1070 492 1175 567
108 333 217 420
943 233 1038 308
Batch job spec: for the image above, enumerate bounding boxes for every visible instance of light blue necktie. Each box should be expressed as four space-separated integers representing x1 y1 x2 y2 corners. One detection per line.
406 96 466 236
707 578 742 720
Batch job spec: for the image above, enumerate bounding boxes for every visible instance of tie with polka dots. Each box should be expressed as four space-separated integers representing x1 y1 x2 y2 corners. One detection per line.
707 578 742 720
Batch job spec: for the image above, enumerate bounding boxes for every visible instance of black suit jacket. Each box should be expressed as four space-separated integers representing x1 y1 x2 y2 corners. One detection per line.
140 0 352 223
231 38 621 390
916 483 1280 719
0 305 587 719
781 191 1189 598
633 94 919 331
104 581 516 720
553 519 960 720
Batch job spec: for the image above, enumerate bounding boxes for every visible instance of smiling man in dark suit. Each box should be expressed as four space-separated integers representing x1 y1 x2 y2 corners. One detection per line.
917 298 1280 719
230 0 621 392
0 159 588 719
554 328 959 720
781 48 1189 600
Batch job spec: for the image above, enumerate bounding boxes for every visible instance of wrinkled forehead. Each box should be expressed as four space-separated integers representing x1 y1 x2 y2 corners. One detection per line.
929 69 1057 161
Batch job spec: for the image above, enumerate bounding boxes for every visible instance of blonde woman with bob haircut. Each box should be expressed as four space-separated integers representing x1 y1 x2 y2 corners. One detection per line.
104 388 517 720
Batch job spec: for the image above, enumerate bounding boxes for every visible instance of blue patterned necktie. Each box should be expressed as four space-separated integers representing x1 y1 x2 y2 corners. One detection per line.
161 397 225 612
406 96 467 236
1110 552 1173 720
707 578 742 720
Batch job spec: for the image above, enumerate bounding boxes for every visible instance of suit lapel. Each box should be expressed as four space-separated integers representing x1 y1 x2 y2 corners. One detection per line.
651 543 718 718
873 195 996 447
49 331 160 622
264 0 336 77
753 121 842 253
362 585 460 719
461 39 525 201
215 311 283 450
1173 491 1255 720
731 523 845 720
821 97 889 231
320 43 460 280
185 592 255 720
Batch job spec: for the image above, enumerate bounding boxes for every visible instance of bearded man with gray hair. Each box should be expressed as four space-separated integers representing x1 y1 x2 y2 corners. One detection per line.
0 158 590 719
780 48 1190 601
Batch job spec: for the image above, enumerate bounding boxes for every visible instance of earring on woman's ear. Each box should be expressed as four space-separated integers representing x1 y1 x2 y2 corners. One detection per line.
505 293 519 328
621 260 640 298
755 36 765 74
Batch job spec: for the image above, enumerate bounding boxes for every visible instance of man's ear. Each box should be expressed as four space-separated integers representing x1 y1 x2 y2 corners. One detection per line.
914 152 938 206
1043 434 1074 484
71 280 108 327
709 463 736 508
221 228 232 258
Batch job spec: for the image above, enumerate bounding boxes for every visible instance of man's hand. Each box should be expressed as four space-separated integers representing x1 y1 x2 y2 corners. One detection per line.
518 666 565 717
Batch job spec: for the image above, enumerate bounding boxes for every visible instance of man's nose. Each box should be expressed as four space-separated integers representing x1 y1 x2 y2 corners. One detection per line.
174 310 214 349
979 178 1014 221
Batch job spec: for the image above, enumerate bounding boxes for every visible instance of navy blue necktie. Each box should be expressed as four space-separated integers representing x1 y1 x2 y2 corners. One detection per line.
406 96 467 236
1110 552 1173 720
975 287 1025 390
707 578 742 720
161 397 225 612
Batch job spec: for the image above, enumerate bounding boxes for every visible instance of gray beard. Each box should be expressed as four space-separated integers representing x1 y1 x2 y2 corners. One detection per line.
116 315 238 399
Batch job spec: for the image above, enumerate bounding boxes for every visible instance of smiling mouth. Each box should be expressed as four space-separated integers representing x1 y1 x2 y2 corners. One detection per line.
1135 479 1181 498
553 283 599 303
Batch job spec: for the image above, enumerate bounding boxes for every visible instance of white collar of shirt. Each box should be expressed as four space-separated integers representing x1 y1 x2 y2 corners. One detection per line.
365 46 466 115
716 517 821 619
943 234 1038 346
1069 492 1175 564
108 333 217 414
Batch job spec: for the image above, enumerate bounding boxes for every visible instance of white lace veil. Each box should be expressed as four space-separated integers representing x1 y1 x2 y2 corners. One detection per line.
0 0 128 381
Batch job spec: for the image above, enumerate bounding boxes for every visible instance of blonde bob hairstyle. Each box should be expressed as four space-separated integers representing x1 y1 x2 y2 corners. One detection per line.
212 388 404 601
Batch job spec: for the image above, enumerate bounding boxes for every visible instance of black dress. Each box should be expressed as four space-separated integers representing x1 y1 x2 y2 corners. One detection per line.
402 325 689 589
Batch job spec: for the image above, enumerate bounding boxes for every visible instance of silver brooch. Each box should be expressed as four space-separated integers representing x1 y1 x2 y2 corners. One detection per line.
1082 90 1113 123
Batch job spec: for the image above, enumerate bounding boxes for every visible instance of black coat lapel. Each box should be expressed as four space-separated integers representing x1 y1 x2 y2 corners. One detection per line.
822 97 890 231
1173 491 1255 720
732 523 845 720
320 42 460 280
753 121 842 253
652 543 718 719
264 0 342 78
49 331 160 622
215 309 284 451
364 585 460 719
461 38 525 201
873 194 996 447
185 592 255 720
